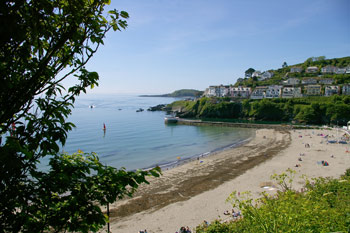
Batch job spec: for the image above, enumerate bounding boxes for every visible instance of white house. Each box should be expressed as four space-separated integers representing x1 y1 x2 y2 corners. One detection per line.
290 67 303 73
204 85 230 97
265 85 282 98
218 85 230 97
205 86 217 97
306 66 319 73
229 86 252 98
252 71 262 78
250 86 267 99
282 87 302 98
283 78 300 85
302 78 317 85
319 79 334 85
336 68 346 74
321 65 337 74
306 85 322 96
346 65 350 74
324 86 339 96
259 71 274 81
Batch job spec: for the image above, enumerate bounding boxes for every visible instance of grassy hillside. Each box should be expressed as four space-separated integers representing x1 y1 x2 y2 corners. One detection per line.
236 56 350 87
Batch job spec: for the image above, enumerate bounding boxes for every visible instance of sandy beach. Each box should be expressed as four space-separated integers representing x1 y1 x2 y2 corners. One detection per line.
106 128 350 233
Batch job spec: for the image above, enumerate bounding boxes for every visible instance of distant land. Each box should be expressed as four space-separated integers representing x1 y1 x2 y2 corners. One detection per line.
140 89 204 98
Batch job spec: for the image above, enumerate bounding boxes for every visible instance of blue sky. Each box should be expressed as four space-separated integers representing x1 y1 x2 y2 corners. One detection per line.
78 0 350 94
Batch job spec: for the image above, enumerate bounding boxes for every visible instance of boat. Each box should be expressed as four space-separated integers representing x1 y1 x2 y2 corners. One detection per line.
89 105 96 108
136 108 144 112
164 116 178 124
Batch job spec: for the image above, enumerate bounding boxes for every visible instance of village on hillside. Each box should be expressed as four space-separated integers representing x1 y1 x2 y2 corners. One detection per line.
203 64 350 99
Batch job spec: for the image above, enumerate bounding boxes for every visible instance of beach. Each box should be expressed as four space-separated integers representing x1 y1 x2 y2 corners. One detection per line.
107 128 350 233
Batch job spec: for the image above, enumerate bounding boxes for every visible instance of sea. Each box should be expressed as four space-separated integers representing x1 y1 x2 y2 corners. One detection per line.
40 94 255 171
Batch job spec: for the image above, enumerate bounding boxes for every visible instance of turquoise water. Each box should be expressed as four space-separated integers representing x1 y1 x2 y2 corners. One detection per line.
51 94 254 170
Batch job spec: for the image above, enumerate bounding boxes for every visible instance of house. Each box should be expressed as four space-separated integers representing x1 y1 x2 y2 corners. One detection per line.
324 86 339 96
319 78 334 85
204 85 230 97
229 86 251 98
250 86 267 99
342 85 350 95
301 78 317 85
265 85 282 98
282 87 302 98
252 71 262 78
245 73 252 78
321 65 337 74
205 86 217 97
259 71 273 81
336 68 346 74
290 67 303 73
346 65 350 74
218 85 230 97
306 66 319 73
283 78 300 85
306 85 322 96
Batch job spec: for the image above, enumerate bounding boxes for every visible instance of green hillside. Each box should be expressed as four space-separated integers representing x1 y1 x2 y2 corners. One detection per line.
140 89 203 98
236 56 350 87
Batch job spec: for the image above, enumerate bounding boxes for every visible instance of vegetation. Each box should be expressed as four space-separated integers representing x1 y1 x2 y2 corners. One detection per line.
168 95 350 125
0 1 160 232
196 169 350 233
236 56 350 87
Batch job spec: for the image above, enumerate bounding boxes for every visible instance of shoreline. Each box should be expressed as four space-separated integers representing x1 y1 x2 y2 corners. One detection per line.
106 128 350 232
142 136 254 172
106 129 291 229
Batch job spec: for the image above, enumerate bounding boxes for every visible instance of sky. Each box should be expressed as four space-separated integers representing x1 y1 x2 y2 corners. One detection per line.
69 0 350 95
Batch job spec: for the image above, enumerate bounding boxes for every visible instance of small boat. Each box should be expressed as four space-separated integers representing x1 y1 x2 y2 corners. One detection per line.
165 116 178 124
136 108 144 112
89 105 96 108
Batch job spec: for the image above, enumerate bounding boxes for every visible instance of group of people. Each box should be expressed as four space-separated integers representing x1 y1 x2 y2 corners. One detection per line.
223 209 241 218
321 160 329 166
177 226 191 233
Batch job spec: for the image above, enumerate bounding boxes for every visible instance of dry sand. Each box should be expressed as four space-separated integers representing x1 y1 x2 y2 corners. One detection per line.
106 128 350 233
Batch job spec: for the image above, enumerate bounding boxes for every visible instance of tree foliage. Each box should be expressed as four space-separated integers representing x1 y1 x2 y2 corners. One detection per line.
245 68 255 77
169 95 350 125
0 1 161 232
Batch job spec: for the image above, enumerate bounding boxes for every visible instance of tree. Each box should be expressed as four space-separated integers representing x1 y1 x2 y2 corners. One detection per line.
0 1 161 232
282 61 288 68
245 68 255 77
249 99 286 121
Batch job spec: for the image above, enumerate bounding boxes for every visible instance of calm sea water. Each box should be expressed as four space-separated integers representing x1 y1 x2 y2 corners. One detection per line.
43 94 255 170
